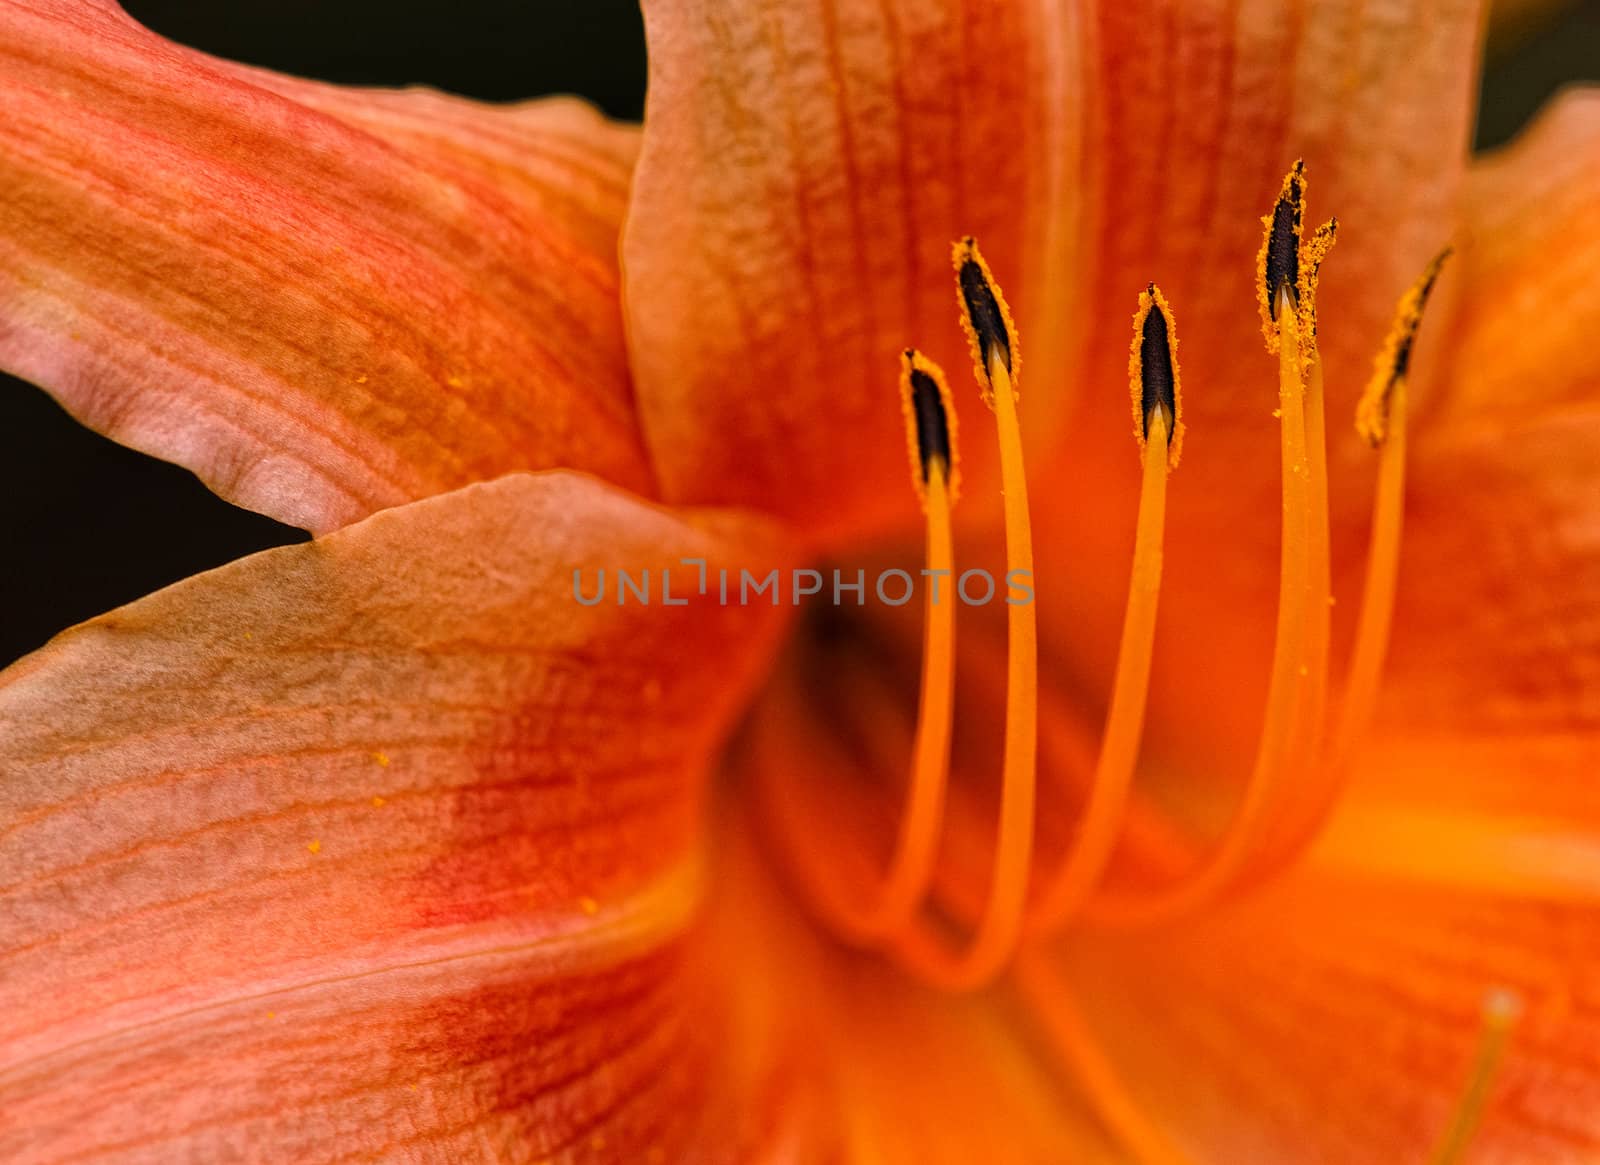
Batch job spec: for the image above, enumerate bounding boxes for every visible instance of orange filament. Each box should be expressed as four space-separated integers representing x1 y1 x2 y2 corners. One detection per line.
1258 374 1406 872
872 459 959 929
785 463 958 942
891 348 1038 990
1284 214 1339 824
1298 350 1333 762
769 355 959 943
1015 955 1198 1165
1427 989 1523 1165
1250 348 1337 874
1335 249 1453 788
1334 376 1406 768
1029 286 1179 933
1257 248 1450 872
1090 287 1314 925
1028 409 1168 931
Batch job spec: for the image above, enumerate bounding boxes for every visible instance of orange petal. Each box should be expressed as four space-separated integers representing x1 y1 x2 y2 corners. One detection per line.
695 799 1128 1163
1358 411 1600 806
623 0 1081 544
0 1 648 535
1356 90 1600 822
1433 89 1600 433
0 472 790 1159
1053 872 1600 1162
1033 0 1485 759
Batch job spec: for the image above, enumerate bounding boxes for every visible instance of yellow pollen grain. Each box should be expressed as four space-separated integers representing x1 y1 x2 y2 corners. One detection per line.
306 839 321 854
446 374 466 389
1357 247 1453 447
579 896 600 916
1295 217 1339 364
371 751 391 767
371 795 387 808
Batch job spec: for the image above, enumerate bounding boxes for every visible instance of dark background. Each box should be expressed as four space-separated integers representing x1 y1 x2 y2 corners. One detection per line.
1 0 1596 667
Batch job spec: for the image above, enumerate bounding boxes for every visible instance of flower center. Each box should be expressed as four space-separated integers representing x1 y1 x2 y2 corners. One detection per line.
764 163 1504 1156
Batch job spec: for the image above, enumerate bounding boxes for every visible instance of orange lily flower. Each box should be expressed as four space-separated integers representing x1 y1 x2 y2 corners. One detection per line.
3 0 1599 1161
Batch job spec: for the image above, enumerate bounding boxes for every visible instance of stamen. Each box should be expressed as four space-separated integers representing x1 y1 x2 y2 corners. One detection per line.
890 239 1038 990
1427 988 1523 1165
1090 284 1312 925
1015 955 1199 1165
1257 160 1306 345
1356 247 1453 449
1029 286 1179 933
1276 222 1337 851
772 351 961 941
1337 248 1453 763
1262 248 1453 870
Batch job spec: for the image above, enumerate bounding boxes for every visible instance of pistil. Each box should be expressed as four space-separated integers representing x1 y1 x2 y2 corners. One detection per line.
1019 958 1522 1165
1428 989 1523 1165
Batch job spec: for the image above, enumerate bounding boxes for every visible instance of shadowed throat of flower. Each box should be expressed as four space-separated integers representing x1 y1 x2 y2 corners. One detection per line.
766 162 1517 1165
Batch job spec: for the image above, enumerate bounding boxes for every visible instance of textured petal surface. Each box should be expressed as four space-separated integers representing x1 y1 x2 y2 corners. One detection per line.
1055 872 1600 1163
1431 89 1600 434
0 472 790 1161
0 0 648 534
624 0 1081 544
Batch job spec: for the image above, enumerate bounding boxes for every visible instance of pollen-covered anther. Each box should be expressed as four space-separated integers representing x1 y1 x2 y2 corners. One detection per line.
1295 217 1339 361
1355 246 1453 447
900 349 960 506
952 236 1020 406
1256 159 1306 351
1128 282 1185 469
